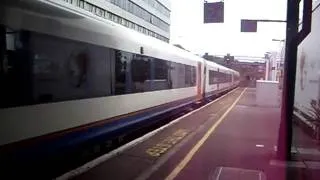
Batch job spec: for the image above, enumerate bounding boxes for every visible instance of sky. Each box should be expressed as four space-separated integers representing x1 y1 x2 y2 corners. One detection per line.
169 0 288 58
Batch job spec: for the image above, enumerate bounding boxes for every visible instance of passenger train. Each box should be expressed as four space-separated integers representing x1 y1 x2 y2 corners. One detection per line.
0 1 239 177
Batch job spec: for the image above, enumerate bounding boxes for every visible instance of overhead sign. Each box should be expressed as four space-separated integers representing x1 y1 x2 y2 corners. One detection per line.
204 2 224 23
241 19 257 32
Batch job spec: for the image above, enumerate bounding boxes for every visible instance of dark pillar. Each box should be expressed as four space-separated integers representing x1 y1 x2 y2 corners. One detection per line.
277 0 299 161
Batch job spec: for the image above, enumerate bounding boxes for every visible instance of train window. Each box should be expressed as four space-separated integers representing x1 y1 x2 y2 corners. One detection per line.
153 59 169 80
209 70 220 85
0 26 113 108
185 65 196 87
221 72 227 83
150 58 171 91
224 72 228 83
131 55 151 93
185 65 192 86
169 62 195 88
114 50 133 95
209 70 214 85
170 62 185 88
33 33 112 101
215 71 225 83
0 25 196 109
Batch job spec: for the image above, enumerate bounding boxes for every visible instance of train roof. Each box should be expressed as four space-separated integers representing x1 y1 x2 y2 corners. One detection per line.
205 60 239 74
71 8 205 66
1 1 205 66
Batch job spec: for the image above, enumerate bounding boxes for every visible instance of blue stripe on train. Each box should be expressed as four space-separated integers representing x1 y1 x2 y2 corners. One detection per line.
8 96 197 159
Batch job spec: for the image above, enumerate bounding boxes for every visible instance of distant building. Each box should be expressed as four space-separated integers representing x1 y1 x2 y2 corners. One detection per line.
202 53 225 65
203 53 237 69
59 0 171 42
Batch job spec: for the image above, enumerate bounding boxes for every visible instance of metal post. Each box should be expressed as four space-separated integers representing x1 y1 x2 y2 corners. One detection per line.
277 0 299 161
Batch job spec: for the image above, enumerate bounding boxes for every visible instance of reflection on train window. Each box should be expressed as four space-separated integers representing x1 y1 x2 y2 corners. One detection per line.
219 71 231 83
0 25 197 109
185 65 196 87
153 58 169 80
152 58 171 91
115 50 131 95
209 70 219 85
0 27 112 108
131 55 151 93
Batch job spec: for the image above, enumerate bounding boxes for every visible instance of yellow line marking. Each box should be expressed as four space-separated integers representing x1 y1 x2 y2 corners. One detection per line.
164 88 247 180
146 129 189 157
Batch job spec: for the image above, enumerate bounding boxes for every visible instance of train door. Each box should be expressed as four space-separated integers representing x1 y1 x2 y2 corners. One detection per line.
217 68 220 91
231 72 234 87
197 61 203 100
202 62 207 99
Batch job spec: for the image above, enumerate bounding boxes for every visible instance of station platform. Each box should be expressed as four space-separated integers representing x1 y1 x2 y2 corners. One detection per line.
58 88 320 180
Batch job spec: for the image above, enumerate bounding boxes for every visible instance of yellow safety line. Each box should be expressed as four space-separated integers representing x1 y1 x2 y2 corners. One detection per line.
164 88 247 180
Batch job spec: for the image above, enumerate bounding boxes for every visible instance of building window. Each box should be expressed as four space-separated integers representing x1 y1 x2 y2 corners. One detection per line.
116 16 121 23
78 0 85 8
121 18 126 26
67 0 169 42
142 0 170 17
125 20 130 27
128 2 134 13
104 11 109 19
107 0 170 32
63 0 73 4
130 22 135 29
